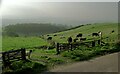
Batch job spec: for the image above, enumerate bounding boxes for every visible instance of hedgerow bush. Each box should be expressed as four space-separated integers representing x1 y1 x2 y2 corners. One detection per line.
61 50 92 61
61 42 120 61
2 60 47 74
47 58 65 65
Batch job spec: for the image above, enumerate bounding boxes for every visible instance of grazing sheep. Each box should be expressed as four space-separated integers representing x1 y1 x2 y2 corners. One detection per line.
80 38 86 41
76 33 82 37
92 33 99 36
47 37 52 40
67 37 72 43
54 34 57 36
26 50 32 59
73 38 78 42
111 30 115 33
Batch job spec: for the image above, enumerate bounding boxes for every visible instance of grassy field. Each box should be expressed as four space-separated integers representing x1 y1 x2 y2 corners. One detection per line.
2 23 120 74
2 23 118 51
2 37 49 51
44 23 118 43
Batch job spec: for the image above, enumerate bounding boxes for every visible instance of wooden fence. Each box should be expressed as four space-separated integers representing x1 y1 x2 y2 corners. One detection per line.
56 39 102 54
2 48 26 67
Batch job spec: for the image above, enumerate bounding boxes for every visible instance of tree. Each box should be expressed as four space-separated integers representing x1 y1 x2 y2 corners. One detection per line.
6 31 19 37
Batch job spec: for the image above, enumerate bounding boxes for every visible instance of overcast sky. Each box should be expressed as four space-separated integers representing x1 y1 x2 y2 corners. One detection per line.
1 0 119 26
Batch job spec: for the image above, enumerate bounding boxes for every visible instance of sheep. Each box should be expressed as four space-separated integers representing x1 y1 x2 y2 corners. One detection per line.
80 38 86 41
26 50 32 59
67 37 72 43
47 37 52 40
76 33 82 37
54 34 57 36
92 33 99 36
73 38 78 42
111 30 115 33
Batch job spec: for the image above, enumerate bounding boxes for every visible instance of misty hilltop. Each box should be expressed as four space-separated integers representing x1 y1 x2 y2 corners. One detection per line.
2 23 68 36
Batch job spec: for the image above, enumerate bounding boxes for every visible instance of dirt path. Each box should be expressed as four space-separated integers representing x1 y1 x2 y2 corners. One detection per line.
49 52 118 72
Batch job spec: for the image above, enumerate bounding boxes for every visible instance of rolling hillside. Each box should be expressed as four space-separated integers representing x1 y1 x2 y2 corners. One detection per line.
2 23 68 36
44 23 118 43
2 23 119 74
3 23 118 51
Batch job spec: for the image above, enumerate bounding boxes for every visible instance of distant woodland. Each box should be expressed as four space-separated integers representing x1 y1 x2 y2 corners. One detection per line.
2 23 68 37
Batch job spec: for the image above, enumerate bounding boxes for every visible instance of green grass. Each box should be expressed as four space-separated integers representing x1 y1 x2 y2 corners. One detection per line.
2 23 119 73
2 37 49 51
0 36 2 52
2 60 47 74
44 23 118 43
61 42 120 61
3 23 118 51
31 49 73 67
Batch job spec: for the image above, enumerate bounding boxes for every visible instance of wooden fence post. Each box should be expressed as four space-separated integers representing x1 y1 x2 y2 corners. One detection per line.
92 41 95 47
70 43 72 51
2 48 28 67
2 52 6 67
56 43 60 55
98 40 101 45
21 48 26 60
2 52 11 67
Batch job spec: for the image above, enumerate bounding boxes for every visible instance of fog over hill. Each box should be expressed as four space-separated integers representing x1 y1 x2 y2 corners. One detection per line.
2 2 118 26
2 23 68 36
2 19 83 27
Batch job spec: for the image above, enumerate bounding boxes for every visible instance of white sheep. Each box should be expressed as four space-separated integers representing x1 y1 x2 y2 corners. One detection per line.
26 50 32 59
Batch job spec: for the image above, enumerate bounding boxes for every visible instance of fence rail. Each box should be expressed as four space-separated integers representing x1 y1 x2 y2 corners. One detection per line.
56 39 102 54
2 48 26 67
